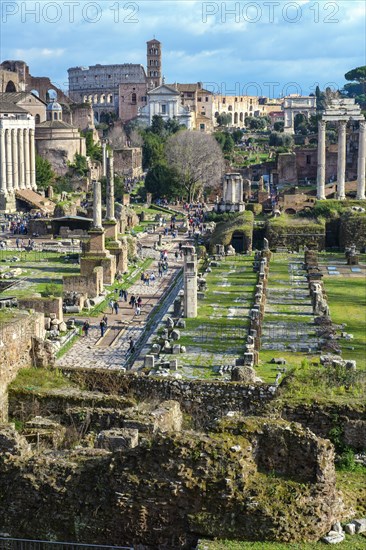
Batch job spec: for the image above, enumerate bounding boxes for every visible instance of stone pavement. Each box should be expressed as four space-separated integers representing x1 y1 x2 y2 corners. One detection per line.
56 230 186 370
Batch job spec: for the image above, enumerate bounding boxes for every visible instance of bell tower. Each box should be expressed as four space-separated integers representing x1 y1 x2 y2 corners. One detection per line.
146 39 162 90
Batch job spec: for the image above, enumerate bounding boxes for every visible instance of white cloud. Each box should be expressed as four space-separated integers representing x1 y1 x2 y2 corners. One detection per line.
14 48 65 59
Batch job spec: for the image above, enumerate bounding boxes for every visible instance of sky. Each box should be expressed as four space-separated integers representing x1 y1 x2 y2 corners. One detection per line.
1 0 365 98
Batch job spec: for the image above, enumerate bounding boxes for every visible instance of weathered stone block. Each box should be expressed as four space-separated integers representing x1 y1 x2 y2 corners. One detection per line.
95 428 139 451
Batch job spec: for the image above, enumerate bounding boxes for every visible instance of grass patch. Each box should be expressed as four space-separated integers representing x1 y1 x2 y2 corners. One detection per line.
198 536 366 549
9 367 76 392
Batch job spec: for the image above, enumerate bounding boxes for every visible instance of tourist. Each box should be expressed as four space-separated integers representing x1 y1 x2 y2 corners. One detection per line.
123 289 128 302
119 289 123 298
99 318 106 337
135 305 141 316
150 272 156 285
109 299 114 314
82 320 90 337
113 300 119 315
129 337 135 353
137 296 142 307
103 314 108 327
130 295 136 308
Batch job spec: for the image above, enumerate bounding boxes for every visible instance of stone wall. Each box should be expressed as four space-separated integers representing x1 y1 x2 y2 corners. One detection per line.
63 266 103 299
339 210 366 250
280 403 366 451
266 217 326 251
17 297 63 323
0 311 44 421
57 369 276 423
114 147 143 178
0 416 342 547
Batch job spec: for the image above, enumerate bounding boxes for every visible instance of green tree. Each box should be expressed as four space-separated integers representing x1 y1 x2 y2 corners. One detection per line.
216 113 232 126
273 121 284 132
245 116 267 130
214 131 234 153
269 132 293 147
35 154 55 189
342 65 366 109
232 129 243 143
83 130 102 162
150 115 165 137
142 132 165 169
69 153 88 176
145 164 183 200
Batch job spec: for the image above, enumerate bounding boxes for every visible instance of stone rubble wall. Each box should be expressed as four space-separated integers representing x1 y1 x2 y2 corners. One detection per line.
0 312 44 421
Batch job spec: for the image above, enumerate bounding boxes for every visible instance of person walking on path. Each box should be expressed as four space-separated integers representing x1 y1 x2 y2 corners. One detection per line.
82 320 90 337
109 299 114 314
99 318 106 337
103 314 108 327
113 300 119 315
130 295 136 308
123 289 128 302
128 337 135 353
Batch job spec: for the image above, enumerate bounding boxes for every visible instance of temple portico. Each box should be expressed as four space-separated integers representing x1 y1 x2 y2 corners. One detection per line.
215 173 246 213
0 105 36 211
317 98 365 200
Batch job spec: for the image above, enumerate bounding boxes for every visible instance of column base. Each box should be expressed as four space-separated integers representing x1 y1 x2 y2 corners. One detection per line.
337 194 346 200
0 192 16 213
356 194 366 200
317 194 326 200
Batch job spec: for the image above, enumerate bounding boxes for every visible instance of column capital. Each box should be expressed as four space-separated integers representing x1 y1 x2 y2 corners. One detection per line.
318 119 327 129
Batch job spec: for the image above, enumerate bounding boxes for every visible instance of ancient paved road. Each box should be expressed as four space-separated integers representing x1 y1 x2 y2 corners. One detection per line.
56 230 185 371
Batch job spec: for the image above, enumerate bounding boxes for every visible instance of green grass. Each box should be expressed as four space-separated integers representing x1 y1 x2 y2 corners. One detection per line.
9 367 76 392
324 276 366 370
198 536 366 549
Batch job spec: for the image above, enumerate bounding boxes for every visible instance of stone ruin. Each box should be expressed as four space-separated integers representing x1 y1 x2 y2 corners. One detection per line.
345 244 359 265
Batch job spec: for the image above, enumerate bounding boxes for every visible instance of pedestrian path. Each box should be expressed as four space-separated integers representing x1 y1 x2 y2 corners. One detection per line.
261 253 319 353
56 231 185 370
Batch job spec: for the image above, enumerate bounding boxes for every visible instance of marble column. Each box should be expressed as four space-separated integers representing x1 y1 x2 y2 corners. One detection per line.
106 152 115 221
336 120 347 200
6 129 13 192
231 177 236 203
93 180 103 228
12 129 19 190
357 120 366 200
18 128 25 189
183 245 197 318
223 178 227 201
0 129 6 193
30 129 36 190
24 129 31 189
317 120 326 200
102 142 107 177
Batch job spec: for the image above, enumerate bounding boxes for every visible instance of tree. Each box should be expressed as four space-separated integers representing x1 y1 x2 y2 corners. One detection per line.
35 154 55 189
142 132 165 169
342 66 366 109
273 121 284 132
214 132 235 153
145 164 183 200
83 130 102 161
165 131 225 203
232 129 243 143
151 115 165 137
245 116 267 130
216 113 232 127
269 132 294 147
69 153 88 176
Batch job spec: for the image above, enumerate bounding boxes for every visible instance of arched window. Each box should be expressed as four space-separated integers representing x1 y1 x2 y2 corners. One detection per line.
131 93 136 104
35 114 40 124
234 112 238 124
5 81 16 92
239 112 243 122
228 105 232 111
46 89 57 101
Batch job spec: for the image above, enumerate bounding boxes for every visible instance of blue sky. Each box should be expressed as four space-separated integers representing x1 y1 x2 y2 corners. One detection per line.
1 0 365 97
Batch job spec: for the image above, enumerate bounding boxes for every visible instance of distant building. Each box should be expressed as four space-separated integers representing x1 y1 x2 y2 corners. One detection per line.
138 85 193 128
69 39 162 124
0 91 47 124
35 100 86 176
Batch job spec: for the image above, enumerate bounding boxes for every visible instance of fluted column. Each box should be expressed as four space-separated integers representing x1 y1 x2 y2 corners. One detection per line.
6 129 13 192
357 120 366 200
337 120 347 200
30 128 36 190
11 129 19 190
317 120 326 200
0 128 6 193
18 127 25 189
93 180 103 228
106 152 115 221
24 129 31 189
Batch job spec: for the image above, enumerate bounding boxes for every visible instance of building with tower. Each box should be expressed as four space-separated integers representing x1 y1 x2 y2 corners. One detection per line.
68 39 162 123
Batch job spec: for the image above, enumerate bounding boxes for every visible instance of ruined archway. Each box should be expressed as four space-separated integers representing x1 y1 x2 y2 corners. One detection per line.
231 231 245 253
234 112 238 124
31 89 40 97
46 89 57 101
5 80 16 92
